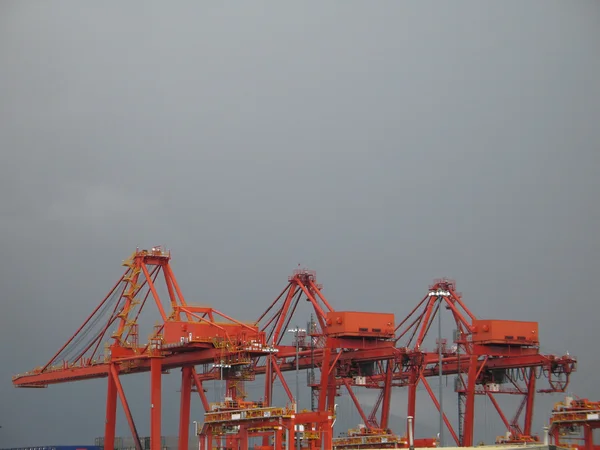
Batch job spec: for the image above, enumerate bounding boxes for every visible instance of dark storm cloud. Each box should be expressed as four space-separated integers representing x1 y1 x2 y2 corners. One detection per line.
1 1 599 447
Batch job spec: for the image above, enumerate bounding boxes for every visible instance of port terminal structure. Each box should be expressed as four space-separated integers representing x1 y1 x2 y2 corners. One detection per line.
11 248 577 450
547 396 600 450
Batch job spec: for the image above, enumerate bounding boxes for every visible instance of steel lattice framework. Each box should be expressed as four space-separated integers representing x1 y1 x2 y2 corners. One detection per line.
549 396 600 450
11 248 577 450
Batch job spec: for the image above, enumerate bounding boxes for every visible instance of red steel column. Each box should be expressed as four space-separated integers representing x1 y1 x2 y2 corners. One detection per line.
322 419 332 450
318 347 332 411
239 424 249 450
264 354 273 405
462 354 478 447
275 426 283 450
407 369 417 438
552 428 561 447
110 365 141 448
179 366 193 450
105 367 118 450
202 429 213 450
523 368 537 436
263 355 273 447
150 357 162 450
381 361 393 429
584 424 593 450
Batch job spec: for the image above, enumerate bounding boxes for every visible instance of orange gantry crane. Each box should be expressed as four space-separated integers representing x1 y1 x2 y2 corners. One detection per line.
11 248 578 450
549 396 600 450
253 274 577 447
390 279 577 446
11 247 279 450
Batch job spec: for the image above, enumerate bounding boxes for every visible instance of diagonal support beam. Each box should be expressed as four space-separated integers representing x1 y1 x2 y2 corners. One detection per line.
191 367 210 411
110 364 142 450
342 379 370 428
271 357 295 402
420 374 459 445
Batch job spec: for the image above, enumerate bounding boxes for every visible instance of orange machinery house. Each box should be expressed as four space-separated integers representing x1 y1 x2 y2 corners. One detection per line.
161 314 270 370
324 311 395 339
162 317 267 349
470 319 539 346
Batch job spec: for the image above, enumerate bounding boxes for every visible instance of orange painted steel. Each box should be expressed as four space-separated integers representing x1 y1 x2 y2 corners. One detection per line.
471 319 539 345
10 249 578 449
162 319 263 346
324 311 395 338
549 396 600 450
254 275 576 447
11 247 278 450
332 426 437 450
197 402 334 450
386 278 576 446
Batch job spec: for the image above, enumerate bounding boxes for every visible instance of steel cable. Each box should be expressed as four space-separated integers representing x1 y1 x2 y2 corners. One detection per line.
61 288 123 360
52 282 126 364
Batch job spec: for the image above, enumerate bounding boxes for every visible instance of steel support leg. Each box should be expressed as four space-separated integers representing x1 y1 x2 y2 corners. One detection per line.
179 366 193 450
150 357 162 450
105 368 118 450
584 424 593 450
110 365 142 450
524 368 537 436
263 355 274 447
275 427 283 450
381 361 393 430
239 425 249 450
322 421 332 450
318 347 332 411
407 370 417 439
462 354 479 447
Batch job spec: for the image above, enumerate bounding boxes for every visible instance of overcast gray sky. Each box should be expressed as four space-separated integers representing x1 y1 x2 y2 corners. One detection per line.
1 1 599 448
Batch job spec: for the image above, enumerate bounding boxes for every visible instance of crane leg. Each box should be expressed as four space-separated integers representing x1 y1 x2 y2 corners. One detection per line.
105 370 117 450
524 368 537 436
584 424 593 450
150 358 162 450
407 370 417 438
179 366 192 450
110 365 142 450
381 361 393 429
463 354 479 447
